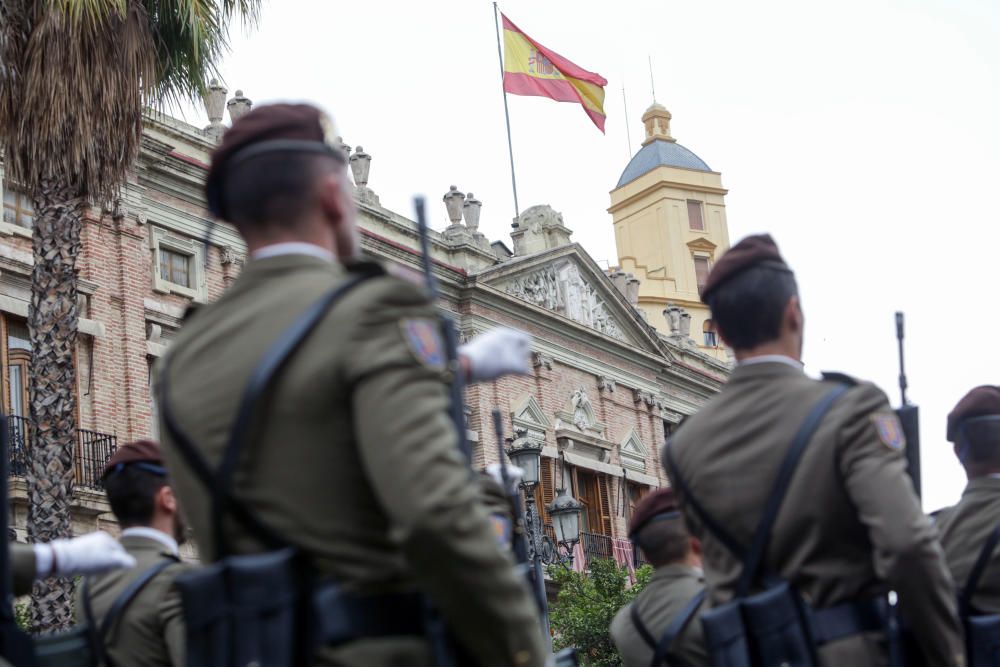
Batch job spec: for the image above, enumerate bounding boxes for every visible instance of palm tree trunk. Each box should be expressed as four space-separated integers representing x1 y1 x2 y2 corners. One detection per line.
26 177 84 632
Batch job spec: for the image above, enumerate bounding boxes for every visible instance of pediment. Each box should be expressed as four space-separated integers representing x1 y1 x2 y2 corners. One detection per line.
510 394 550 442
687 237 717 254
620 429 648 472
474 245 666 355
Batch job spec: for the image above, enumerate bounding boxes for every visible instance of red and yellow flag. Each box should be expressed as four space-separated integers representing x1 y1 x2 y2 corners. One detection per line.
501 13 608 133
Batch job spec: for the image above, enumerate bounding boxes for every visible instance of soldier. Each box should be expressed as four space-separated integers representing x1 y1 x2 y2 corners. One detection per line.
663 234 963 666
156 103 545 666
610 488 706 667
10 532 134 596
936 386 1000 612
76 439 191 666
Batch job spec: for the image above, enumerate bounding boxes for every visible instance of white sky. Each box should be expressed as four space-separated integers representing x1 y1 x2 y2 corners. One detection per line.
176 0 1000 511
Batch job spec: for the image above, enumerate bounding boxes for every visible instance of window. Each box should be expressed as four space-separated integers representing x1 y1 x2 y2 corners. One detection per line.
574 469 614 537
687 200 704 231
694 257 711 294
150 226 206 301
159 248 191 288
3 187 34 229
703 319 718 347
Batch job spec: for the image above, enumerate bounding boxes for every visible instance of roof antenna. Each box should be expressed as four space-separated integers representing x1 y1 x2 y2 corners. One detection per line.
622 80 632 158
648 55 657 103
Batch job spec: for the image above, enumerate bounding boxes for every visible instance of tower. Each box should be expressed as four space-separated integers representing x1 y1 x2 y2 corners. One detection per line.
608 103 731 359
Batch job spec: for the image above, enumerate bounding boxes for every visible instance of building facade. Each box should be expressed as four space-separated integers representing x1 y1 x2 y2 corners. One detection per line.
2 89 730 568
609 103 732 362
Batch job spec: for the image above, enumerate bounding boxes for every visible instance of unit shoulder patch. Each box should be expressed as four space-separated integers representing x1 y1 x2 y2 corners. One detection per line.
401 318 445 371
871 412 906 451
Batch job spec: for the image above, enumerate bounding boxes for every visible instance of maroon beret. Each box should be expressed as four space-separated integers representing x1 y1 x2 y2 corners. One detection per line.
700 233 792 303
628 487 681 537
103 439 164 477
947 386 1000 442
205 103 344 219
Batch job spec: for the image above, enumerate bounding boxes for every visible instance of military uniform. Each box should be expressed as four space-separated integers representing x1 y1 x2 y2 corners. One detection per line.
936 385 1000 612
665 233 963 667
157 104 543 666
610 564 707 666
937 477 1000 612
75 532 190 666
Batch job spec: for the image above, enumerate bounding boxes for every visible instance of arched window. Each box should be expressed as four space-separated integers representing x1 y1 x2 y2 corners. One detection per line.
703 319 718 347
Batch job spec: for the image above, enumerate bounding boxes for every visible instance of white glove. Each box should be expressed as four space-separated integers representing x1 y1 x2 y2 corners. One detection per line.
35 531 136 579
459 328 532 382
486 463 525 488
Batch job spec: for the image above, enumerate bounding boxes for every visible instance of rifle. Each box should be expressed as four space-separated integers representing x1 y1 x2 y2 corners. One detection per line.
0 414 37 666
895 312 921 499
413 196 471 465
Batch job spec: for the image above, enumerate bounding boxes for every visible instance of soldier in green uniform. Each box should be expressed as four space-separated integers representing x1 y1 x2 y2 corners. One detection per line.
76 439 191 666
610 488 706 667
936 386 1000 612
156 104 545 666
664 234 964 666
10 533 134 596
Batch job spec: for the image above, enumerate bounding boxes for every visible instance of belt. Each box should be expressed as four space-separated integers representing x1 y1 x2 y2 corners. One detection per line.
811 596 889 645
312 583 426 646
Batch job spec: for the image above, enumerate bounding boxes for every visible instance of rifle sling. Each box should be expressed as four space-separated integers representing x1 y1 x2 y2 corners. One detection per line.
159 271 378 557
961 520 1000 616
665 385 848 595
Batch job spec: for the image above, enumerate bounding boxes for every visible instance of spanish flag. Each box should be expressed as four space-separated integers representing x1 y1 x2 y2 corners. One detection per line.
501 13 608 133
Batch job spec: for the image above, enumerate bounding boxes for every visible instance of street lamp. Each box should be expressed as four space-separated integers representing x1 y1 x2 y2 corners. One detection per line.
506 430 542 487
547 488 582 548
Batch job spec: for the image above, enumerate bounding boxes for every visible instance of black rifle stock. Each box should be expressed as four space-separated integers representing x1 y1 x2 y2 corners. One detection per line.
0 414 37 665
490 410 546 615
413 197 471 465
895 312 921 499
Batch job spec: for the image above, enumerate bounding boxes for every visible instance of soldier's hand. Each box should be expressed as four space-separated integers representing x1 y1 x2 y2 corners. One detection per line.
35 531 137 579
459 327 532 382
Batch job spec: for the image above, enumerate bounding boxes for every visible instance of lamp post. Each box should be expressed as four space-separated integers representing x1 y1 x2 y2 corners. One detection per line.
505 431 584 649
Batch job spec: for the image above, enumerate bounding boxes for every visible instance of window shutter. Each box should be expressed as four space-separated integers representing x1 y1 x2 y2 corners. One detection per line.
598 475 614 536
694 257 710 294
538 457 556 526
687 200 705 230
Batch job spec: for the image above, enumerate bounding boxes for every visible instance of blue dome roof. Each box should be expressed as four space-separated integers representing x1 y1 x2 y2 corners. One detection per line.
616 140 712 187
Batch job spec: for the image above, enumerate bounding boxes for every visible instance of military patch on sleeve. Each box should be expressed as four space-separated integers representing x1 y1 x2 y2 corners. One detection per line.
401 319 446 371
871 413 906 451
489 514 512 547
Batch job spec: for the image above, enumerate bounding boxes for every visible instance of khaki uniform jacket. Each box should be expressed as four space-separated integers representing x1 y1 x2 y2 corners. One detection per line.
75 534 189 667
156 254 544 667
936 476 1000 613
665 361 963 667
610 564 707 667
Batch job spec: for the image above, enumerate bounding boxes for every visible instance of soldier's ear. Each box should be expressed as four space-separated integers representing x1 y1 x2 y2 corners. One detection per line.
316 169 351 226
784 295 803 334
157 485 178 515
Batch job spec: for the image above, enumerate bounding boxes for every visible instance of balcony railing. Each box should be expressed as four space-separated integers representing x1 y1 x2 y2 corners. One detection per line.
6 415 118 490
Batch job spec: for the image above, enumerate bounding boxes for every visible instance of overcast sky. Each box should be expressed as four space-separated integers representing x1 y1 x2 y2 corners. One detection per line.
177 0 999 511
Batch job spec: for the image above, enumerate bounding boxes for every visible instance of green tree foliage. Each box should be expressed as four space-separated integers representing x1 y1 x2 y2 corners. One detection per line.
549 559 653 667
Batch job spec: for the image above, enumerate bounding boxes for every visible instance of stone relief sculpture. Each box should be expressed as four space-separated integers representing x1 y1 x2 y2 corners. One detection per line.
570 388 592 431
502 259 625 341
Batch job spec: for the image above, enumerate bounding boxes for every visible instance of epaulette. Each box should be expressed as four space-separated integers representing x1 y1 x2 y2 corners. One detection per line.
821 371 859 386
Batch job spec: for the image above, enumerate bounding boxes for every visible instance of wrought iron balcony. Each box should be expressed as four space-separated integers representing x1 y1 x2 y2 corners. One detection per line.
6 415 118 490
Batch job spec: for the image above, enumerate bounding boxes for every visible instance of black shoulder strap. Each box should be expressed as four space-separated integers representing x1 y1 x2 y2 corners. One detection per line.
81 576 108 666
664 442 745 560
159 272 379 558
649 589 706 667
961 520 1000 615
630 602 657 649
99 558 177 641
735 385 848 596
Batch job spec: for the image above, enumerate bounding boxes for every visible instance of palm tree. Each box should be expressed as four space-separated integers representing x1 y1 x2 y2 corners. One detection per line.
0 0 260 631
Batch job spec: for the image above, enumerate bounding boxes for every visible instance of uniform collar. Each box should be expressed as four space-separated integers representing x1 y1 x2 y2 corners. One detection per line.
250 242 334 263
121 527 179 557
736 354 803 369
963 475 1000 497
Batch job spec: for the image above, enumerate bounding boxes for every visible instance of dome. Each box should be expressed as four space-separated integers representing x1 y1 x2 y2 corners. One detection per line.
616 140 712 187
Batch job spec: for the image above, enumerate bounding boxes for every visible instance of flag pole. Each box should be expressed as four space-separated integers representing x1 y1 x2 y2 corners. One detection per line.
493 2 521 227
